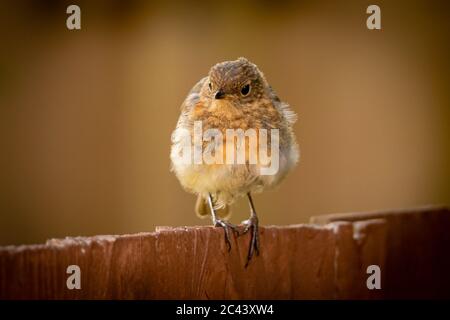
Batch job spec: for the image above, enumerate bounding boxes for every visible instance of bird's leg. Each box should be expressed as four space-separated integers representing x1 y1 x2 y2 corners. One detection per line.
208 193 239 252
240 192 260 267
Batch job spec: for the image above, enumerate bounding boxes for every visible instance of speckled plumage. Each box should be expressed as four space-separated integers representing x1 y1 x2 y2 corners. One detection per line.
171 57 299 219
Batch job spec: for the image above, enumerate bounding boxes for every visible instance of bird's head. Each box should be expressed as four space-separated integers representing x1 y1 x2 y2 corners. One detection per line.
202 57 266 106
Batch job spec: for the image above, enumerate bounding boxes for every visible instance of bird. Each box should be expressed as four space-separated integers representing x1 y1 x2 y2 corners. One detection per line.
170 57 299 266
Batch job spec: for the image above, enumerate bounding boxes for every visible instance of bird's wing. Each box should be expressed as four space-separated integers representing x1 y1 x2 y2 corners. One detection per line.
180 76 208 113
268 85 298 125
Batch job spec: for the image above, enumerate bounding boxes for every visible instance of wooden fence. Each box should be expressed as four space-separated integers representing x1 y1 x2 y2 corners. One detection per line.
0 206 449 299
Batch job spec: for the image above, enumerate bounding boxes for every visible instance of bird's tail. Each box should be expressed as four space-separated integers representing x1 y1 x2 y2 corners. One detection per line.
195 194 231 220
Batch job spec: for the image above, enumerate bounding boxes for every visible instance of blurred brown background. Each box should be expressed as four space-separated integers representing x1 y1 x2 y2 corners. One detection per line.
0 0 448 245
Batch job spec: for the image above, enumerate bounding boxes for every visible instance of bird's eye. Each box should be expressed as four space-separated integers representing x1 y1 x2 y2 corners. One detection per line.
208 82 212 91
241 84 251 96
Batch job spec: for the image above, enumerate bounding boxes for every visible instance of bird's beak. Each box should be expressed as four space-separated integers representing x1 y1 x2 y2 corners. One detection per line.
214 90 225 100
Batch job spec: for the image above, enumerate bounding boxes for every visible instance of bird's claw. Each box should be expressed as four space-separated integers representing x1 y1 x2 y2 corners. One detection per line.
240 215 260 267
214 219 239 252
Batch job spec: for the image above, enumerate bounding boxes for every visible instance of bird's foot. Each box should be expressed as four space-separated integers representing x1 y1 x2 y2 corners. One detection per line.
214 219 240 252
240 215 260 267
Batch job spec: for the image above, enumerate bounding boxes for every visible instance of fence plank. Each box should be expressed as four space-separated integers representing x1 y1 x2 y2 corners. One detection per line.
311 206 450 299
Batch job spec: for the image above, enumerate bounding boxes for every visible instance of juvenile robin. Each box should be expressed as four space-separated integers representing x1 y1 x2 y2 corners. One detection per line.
170 57 299 266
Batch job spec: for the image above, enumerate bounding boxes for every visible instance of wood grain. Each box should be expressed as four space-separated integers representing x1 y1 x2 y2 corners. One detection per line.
0 206 448 299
